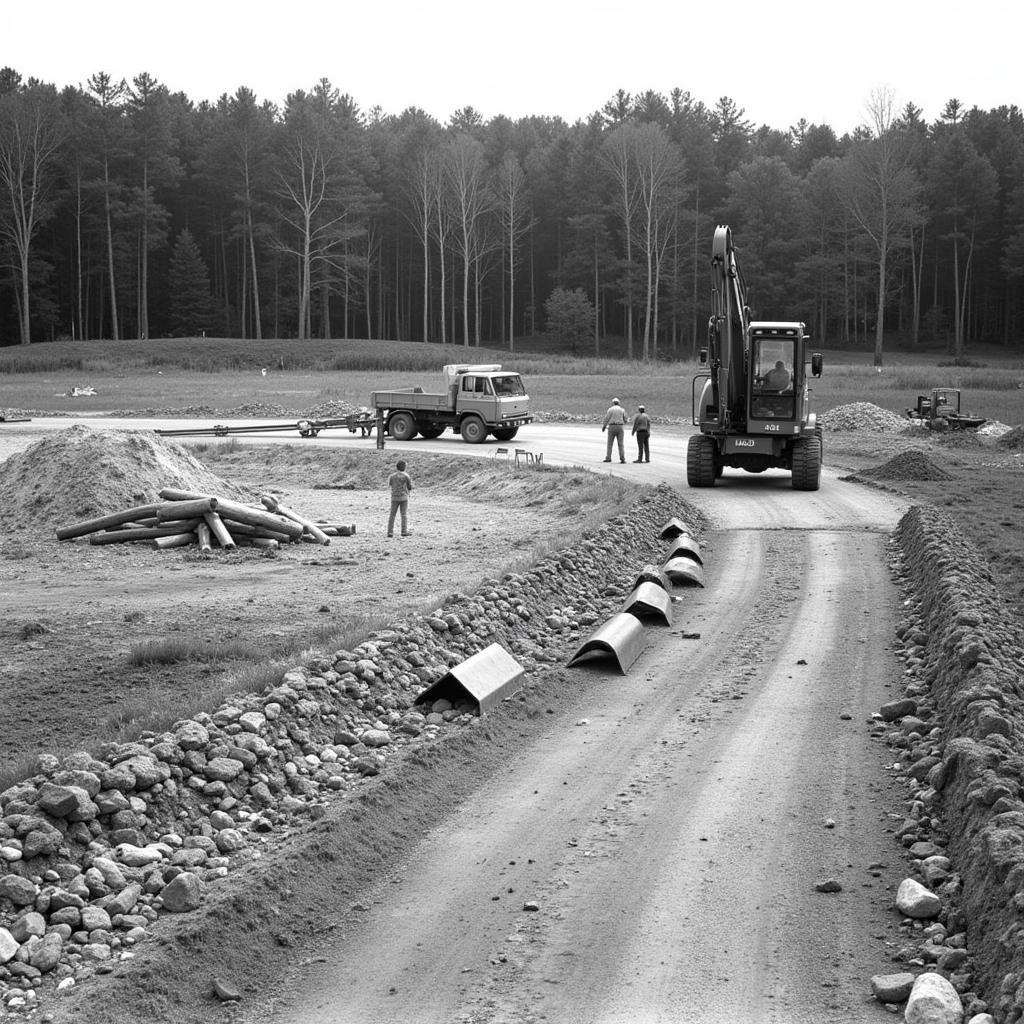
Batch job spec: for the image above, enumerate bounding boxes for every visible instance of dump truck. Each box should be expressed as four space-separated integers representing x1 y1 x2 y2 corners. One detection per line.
370 364 532 444
688 225 824 490
906 388 986 431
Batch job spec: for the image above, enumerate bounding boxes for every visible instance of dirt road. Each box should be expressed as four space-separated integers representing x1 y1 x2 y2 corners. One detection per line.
2 418 917 1020
225 449 911 1024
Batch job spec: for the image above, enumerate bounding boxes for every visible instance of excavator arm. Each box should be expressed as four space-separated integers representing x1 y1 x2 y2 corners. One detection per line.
708 225 750 430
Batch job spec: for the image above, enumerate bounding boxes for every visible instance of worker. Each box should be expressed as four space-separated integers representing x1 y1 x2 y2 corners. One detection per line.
764 360 791 390
601 398 628 463
632 405 651 462
386 459 414 537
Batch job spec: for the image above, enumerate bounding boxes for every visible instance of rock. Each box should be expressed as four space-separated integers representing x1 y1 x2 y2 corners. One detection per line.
880 698 918 722
360 729 392 748
161 871 203 912
0 873 38 906
115 843 165 867
896 878 941 919
106 881 143 916
28 931 64 973
80 905 112 931
175 721 210 750
212 977 242 1001
870 972 916 1003
0 927 19 964
214 829 245 853
9 912 46 943
204 757 245 782
815 878 843 893
905 971 963 1023
967 1015 996 1024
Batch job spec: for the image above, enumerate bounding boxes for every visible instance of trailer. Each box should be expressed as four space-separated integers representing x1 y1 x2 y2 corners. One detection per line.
154 412 375 439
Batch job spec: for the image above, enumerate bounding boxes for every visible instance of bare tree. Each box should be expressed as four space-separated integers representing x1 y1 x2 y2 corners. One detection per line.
840 87 921 365
0 80 64 343
495 152 531 351
86 72 128 342
601 124 641 358
444 133 492 347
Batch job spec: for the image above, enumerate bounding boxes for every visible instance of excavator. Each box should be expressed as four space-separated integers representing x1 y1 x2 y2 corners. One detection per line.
687 225 823 490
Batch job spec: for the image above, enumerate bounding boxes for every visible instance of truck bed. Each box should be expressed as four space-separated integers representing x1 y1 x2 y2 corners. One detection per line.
370 388 452 413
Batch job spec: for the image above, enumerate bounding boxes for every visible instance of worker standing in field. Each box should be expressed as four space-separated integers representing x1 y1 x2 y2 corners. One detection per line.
602 398 628 463
387 459 414 537
632 404 651 463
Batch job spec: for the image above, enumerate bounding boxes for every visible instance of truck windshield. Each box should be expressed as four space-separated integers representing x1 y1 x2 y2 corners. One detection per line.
492 375 526 397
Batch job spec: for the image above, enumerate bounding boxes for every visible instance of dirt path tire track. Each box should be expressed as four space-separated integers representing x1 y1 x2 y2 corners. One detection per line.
245 512 910 1024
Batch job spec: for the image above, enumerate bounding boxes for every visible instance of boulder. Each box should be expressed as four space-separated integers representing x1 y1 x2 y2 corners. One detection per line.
905 971 963 1024
161 871 203 912
896 878 941 919
870 972 915 1003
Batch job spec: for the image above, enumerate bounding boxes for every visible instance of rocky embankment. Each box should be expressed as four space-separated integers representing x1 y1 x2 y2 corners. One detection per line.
0 484 700 1019
882 506 1024 1023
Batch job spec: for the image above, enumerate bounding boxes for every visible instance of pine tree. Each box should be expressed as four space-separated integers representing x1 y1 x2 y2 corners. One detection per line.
168 228 214 337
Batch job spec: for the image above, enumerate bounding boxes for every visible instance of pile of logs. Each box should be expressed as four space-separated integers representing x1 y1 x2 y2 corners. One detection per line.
55 488 355 552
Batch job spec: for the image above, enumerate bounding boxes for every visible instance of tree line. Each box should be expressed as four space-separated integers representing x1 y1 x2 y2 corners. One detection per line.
1 67 1022 363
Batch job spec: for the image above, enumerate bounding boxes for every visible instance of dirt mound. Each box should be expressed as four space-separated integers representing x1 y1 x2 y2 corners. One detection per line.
0 425 252 530
997 424 1024 449
859 448 952 482
820 402 910 432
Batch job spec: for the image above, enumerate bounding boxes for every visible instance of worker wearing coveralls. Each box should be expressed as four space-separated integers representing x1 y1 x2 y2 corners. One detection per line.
602 398 628 463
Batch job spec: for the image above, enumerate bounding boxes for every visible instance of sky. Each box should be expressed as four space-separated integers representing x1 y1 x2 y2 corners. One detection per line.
7 0 1020 135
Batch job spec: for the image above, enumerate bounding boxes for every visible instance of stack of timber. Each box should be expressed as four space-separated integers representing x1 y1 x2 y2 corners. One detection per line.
54 488 355 552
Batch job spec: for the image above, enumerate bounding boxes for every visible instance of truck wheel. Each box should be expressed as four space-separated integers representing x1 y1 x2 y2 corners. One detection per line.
460 415 488 444
814 424 824 465
686 434 717 487
791 436 822 491
492 427 519 441
388 412 416 441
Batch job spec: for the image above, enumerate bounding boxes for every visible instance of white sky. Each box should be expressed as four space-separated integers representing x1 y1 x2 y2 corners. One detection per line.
7 0 1019 135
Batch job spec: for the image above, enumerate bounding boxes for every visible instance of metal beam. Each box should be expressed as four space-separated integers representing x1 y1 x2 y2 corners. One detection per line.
662 556 705 588
414 643 525 715
568 612 646 674
621 581 673 626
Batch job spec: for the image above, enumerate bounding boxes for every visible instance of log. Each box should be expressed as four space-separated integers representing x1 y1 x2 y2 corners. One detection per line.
56 503 161 541
261 494 330 545
150 532 197 550
203 511 236 550
155 497 218 522
318 524 356 536
196 521 213 555
220 520 294 544
89 521 201 545
236 537 279 550
160 487 303 539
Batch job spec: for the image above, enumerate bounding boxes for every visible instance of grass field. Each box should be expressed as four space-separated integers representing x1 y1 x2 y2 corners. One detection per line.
2 337 1022 426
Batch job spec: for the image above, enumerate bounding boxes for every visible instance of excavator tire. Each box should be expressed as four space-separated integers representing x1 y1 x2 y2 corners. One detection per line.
814 423 824 465
686 434 717 488
791 436 822 491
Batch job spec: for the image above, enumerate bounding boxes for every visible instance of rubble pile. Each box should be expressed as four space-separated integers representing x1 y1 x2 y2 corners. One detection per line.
0 427 252 530
0 484 701 1014
820 402 912 433
859 450 953 482
997 425 1024 450
891 506 1024 1021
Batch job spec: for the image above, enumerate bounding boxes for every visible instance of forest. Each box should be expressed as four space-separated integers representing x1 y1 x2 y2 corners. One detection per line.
1 66 1023 363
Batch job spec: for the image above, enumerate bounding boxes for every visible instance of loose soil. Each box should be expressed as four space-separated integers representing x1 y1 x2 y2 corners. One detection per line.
0 428 622 779
1 407 1023 1024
